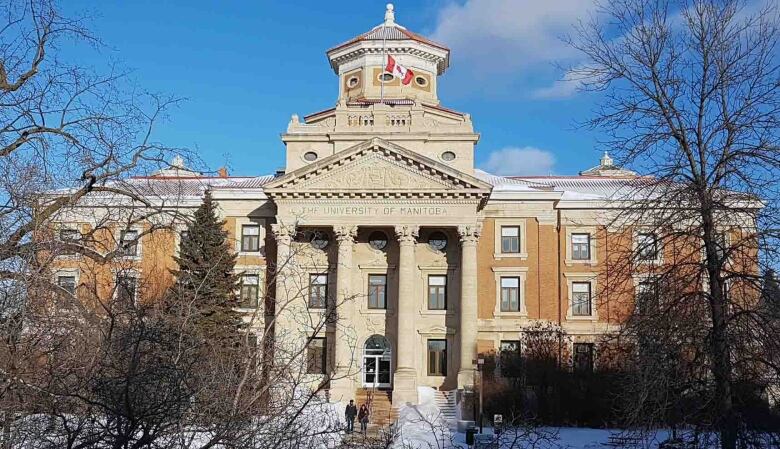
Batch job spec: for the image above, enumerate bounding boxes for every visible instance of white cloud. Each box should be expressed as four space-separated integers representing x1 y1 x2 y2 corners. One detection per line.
430 0 595 81
480 146 556 176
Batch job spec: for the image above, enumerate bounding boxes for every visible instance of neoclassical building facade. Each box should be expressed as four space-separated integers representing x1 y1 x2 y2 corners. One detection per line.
52 5 681 409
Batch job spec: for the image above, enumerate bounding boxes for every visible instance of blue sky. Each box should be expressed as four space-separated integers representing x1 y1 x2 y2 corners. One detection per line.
62 0 611 177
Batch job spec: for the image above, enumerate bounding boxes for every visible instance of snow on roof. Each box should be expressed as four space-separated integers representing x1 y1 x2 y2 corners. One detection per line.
476 169 655 200
107 175 274 198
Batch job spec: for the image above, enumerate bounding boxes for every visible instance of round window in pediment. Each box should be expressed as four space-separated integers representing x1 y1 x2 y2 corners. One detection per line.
347 76 360 88
310 231 329 250
441 151 456 162
428 231 448 251
378 72 394 82
303 151 318 162
368 231 388 251
414 76 428 87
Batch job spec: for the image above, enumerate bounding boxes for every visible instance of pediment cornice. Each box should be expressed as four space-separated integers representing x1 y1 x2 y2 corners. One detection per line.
265 138 491 201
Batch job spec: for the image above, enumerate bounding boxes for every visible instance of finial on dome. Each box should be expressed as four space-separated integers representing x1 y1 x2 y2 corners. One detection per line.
171 155 185 169
600 151 614 167
384 3 395 25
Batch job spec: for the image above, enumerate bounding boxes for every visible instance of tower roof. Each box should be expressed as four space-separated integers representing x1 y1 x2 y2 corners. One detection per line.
326 4 450 75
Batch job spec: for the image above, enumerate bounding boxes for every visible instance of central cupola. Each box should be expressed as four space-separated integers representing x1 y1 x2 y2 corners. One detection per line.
326 4 450 104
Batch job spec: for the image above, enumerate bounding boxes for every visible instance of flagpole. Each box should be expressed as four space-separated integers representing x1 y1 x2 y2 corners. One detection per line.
380 4 391 104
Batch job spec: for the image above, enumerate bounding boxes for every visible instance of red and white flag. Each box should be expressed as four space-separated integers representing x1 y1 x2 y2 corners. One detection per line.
385 55 414 85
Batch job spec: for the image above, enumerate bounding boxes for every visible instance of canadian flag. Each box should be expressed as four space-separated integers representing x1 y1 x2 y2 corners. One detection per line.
385 55 414 85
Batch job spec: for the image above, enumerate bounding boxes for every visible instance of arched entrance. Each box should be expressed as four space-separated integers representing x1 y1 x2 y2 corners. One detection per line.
363 334 392 388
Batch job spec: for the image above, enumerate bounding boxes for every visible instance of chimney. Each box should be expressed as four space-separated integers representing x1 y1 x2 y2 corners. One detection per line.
217 167 229 178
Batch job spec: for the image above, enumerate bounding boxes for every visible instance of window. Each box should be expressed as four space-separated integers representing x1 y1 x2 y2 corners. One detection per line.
499 340 522 378
636 279 658 315
637 233 659 261
59 228 80 255
368 231 388 250
119 230 139 257
309 274 328 308
441 151 456 161
240 274 259 308
307 337 326 374
427 339 447 376
428 232 447 251
573 343 594 373
571 282 592 316
116 274 138 304
310 231 329 250
368 274 387 309
179 230 189 250
501 226 521 253
428 275 447 310
571 233 591 260
414 76 428 87
303 151 318 162
500 277 521 312
57 275 76 296
714 232 728 262
241 225 260 252
379 72 394 82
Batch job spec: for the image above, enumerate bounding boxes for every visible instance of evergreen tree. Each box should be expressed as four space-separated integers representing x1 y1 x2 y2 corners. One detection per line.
170 190 243 342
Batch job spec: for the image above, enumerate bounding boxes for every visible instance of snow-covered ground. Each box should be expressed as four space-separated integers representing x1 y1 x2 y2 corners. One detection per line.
390 387 704 449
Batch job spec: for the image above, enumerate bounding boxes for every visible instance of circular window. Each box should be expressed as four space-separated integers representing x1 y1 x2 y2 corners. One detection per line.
310 231 329 250
428 231 448 251
303 151 318 162
368 231 388 250
347 76 360 88
378 72 394 82
415 76 428 87
441 151 456 162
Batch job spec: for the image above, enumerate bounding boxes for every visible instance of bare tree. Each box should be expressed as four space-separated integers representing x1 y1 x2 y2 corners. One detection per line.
568 0 780 447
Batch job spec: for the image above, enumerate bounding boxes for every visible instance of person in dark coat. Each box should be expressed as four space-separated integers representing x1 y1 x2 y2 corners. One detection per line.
345 400 357 433
358 403 370 434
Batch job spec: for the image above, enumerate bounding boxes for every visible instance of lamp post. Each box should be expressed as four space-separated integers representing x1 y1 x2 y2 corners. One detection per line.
477 357 484 433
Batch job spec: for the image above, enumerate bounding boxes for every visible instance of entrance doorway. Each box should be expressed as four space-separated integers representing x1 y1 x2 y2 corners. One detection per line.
363 335 392 388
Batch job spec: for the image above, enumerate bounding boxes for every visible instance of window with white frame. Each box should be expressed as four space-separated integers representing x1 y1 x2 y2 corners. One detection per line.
501 226 521 253
571 233 591 261
368 274 387 309
241 225 260 252
427 275 447 310
57 274 77 296
240 274 260 308
636 279 659 315
119 230 139 257
637 232 659 261
306 337 326 374
571 282 592 316
309 274 328 309
573 343 594 373
116 274 138 304
58 228 80 255
500 277 521 312
499 340 522 378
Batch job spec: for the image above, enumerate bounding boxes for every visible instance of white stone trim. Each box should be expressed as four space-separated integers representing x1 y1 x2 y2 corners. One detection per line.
418 266 455 316
235 265 266 312
564 226 598 267
115 225 143 261
633 228 663 265
493 218 528 260
491 266 529 318
563 272 599 321
112 268 141 304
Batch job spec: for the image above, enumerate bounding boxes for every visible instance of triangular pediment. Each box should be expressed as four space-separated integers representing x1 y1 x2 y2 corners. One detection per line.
265 138 491 200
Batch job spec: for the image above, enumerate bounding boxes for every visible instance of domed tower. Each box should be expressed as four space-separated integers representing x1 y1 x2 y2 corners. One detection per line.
282 4 479 175
326 3 449 104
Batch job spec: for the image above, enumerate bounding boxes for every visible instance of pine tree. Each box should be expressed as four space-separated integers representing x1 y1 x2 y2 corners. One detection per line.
170 190 243 342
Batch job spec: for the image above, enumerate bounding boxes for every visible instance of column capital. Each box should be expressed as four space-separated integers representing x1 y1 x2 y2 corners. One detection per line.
457 223 482 245
394 225 419 244
271 223 293 245
333 225 358 244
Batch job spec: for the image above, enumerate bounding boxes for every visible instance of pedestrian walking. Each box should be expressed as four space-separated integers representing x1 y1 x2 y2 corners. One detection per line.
358 403 370 434
345 399 357 433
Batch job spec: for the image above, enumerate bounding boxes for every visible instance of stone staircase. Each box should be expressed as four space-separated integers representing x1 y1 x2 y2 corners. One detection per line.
434 390 458 429
355 388 398 427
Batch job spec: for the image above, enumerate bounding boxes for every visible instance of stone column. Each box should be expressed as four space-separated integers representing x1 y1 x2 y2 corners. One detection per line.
330 225 358 402
270 223 296 369
271 223 294 313
393 224 419 405
457 224 481 389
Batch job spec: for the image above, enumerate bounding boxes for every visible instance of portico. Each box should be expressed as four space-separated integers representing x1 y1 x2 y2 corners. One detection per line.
265 138 491 404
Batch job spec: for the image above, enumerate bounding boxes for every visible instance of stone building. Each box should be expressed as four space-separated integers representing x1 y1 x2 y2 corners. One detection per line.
50 4 753 420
